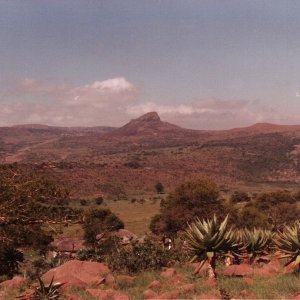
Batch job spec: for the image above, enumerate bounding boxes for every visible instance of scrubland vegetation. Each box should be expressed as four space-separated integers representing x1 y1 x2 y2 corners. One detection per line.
0 164 299 299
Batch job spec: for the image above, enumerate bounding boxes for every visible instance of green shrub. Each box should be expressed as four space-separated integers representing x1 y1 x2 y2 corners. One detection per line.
230 191 251 203
82 208 124 245
107 238 184 274
0 242 24 277
95 197 104 205
150 179 229 235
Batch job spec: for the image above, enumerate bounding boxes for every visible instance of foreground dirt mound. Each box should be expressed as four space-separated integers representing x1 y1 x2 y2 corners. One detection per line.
42 260 110 289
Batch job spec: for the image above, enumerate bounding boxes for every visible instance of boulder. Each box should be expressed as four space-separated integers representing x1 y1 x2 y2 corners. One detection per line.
221 263 254 277
180 283 196 293
42 260 110 289
293 294 300 300
86 288 110 300
143 289 158 299
0 276 25 291
50 237 85 252
65 294 80 300
254 260 281 277
168 274 184 285
110 229 138 245
112 292 130 300
148 280 163 290
158 290 181 299
160 268 176 278
191 262 209 277
105 273 118 288
206 278 217 287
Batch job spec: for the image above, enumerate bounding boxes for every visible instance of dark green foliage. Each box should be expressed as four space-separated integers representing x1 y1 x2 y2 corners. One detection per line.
150 179 229 235
80 199 88 206
31 276 64 300
236 190 300 229
155 181 164 194
0 242 24 277
77 236 119 262
0 165 79 250
83 208 124 245
107 238 184 274
230 191 251 203
95 197 103 205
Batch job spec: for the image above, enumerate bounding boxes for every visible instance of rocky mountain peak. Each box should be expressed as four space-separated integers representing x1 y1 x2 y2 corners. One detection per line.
134 112 161 122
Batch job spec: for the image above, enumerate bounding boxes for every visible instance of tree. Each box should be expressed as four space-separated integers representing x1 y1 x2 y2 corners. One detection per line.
83 208 124 245
0 165 78 249
236 190 300 229
150 179 228 236
155 181 164 194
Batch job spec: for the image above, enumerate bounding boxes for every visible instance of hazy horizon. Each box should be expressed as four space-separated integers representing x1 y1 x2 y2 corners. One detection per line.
1 1 300 129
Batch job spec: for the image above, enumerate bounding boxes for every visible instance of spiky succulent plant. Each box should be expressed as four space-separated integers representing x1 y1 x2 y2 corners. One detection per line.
185 215 243 278
30 276 64 300
239 228 273 264
274 221 300 272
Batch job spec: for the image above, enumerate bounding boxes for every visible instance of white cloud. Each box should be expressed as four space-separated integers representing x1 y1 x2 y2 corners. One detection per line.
1 77 300 129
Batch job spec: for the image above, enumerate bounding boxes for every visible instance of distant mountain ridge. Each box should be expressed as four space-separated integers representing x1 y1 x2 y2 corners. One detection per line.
1 112 300 197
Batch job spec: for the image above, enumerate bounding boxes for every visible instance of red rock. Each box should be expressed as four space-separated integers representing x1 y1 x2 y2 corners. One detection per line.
158 290 181 299
112 292 130 300
117 275 135 285
50 275 86 290
41 260 110 289
180 283 196 293
293 293 300 300
240 289 256 299
105 273 118 288
222 263 254 277
254 260 282 277
206 278 217 287
66 294 79 300
243 277 254 285
148 280 163 290
0 291 7 299
168 274 184 285
143 289 158 299
0 276 25 291
15 289 35 300
86 289 110 300
160 268 176 278
192 262 209 277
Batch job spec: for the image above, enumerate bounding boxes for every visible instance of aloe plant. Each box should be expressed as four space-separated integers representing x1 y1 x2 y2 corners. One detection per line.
185 215 242 278
240 228 273 264
274 221 300 272
31 276 64 300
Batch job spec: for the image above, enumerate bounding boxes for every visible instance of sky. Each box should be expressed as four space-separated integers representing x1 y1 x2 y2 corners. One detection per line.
1 0 300 129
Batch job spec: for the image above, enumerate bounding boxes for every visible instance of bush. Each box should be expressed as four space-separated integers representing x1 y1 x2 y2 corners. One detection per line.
107 238 184 274
82 208 124 245
95 197 103 205
80 199 88 206
0 242 24 277
155 181 164 194
150 179 229 235
230 191 251 203
235 190 300 229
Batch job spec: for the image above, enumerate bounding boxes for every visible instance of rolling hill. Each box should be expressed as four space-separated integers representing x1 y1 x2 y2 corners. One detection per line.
1 112 300 197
